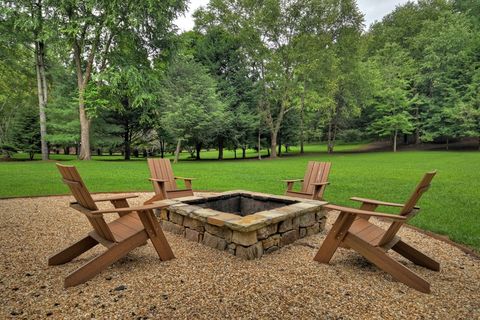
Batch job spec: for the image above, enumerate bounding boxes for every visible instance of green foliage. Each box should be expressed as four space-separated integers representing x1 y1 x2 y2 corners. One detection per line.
160 58 225 153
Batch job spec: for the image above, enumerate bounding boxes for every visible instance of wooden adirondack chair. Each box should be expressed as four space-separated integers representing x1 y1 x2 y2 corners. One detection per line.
49 164 175 287
145 158 196 204
283 161 331 200
314 171 439 293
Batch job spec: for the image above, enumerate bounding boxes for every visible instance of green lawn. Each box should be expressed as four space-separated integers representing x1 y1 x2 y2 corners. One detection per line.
1 146 479 251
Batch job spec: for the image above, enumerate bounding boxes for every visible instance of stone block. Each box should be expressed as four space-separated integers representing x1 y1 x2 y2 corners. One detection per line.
160 220 185 236
230 215 269 232
257 224 278 240
203 232 227 250
174 205 198 216
232 230 257 246
318 217 326 231
278 219 293 232
159 208 169 220
280 229 299 247
183 216 205 232
316 209 327 221
185 228 202 242
236 242 263 260
265 246 279 254
299 227 307 238
306 223 320 236
207 212 242 227
191 208 219 222
227 243 236 255
262 234 280 249
204 223 233 242
256 210 287 224
298 212 316 227
169 211 184 225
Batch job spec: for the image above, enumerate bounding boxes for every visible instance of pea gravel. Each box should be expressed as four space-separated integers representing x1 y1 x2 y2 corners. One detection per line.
0 193 479 319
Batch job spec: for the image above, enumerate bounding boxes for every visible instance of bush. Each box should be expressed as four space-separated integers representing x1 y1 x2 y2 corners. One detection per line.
0 143 18 159
336 129 365 143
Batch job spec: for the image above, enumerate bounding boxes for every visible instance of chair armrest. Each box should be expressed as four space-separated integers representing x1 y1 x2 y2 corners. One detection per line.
350 197 418 209
281 179 304 183
93 194 138 202
91 202 170 215
149 178 168 182
174 176 196 181
311 182 330 186
324 204 407 221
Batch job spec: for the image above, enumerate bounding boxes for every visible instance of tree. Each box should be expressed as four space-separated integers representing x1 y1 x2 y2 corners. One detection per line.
160 58 225 161
413 8 478 147
54 0 186 160
2 0 53 160
192 27 260 160
368 43 415 152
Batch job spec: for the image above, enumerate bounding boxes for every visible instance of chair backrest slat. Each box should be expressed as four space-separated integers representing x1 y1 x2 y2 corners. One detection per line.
148 158 177 191
302 161 331 196
378 171 437 246
400 171 437 217
56 164 115 242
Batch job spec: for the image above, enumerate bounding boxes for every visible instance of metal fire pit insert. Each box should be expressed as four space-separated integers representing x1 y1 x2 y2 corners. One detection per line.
156 190 328 259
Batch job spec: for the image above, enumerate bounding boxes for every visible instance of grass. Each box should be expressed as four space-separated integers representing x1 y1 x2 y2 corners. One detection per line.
1 144 479 251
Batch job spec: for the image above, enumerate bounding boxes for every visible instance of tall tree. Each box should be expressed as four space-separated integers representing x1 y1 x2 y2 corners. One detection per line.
54 0 186 159
2 0 52 159
160 58 225 161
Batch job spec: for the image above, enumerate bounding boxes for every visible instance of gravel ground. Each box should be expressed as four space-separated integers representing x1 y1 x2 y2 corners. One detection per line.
0 193 479 319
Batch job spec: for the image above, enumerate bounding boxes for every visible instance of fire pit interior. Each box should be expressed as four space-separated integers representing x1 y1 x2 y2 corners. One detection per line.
184 194 298 216
157 190 327 260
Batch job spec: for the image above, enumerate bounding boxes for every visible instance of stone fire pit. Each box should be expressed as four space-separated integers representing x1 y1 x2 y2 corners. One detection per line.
156 190 327 259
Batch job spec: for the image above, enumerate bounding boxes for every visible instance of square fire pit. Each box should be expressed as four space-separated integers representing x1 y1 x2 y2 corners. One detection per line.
156 190 328 259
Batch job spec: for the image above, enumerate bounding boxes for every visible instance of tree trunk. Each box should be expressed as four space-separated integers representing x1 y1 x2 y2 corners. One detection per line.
327 118 334 153
415 105 420 144
64 147 69 155
218 138 224 160
195 143 202 160
174 139 181 163
478 136 480 151
160 139 165 158
242 146 246 159
143 149 147 157
109 149 113 156
300 82 305 154
77 83 91 159
393 129 398 152
234 148 237 159
35 39 49 161
124 126 130 160
258 130 262 160
277 132 282 157
446 137 449 151
270 131 277 158
97 148 102 156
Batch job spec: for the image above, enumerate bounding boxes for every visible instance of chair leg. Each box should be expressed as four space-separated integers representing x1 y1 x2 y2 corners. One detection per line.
314 212 355 263
138 210 175 261
64 231 148 288
343 233 431 293
392 240 440 271
48 235 98 266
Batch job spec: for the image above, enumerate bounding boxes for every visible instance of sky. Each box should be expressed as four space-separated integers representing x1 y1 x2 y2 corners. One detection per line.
173 0 413 32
